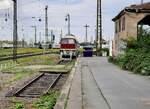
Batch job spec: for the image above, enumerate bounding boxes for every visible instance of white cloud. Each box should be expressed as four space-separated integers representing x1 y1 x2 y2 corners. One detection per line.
0 0 12 9
17 0 96 42
1 0 150 42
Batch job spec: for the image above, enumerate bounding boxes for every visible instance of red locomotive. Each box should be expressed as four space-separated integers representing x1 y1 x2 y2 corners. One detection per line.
60 34 78 60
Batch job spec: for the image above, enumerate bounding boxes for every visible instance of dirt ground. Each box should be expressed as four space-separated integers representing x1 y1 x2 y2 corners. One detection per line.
0 65 69 109
0 71 39 109
0 53 73 109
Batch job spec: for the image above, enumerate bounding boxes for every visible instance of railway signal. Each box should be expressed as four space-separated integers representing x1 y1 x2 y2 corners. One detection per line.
65 14 71 35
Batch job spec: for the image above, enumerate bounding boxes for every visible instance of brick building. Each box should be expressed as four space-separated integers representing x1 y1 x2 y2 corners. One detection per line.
112 2 150 56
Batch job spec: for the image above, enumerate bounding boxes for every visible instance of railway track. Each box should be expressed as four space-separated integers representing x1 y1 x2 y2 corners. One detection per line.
6 73 61 98
0 51 58 61
5 59 74 98
58 60 72 65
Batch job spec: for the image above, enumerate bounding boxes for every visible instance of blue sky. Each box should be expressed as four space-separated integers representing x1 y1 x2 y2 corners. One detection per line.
0 0 149 43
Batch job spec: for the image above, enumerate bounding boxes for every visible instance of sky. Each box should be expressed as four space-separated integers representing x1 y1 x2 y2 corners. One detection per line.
0 0 149 43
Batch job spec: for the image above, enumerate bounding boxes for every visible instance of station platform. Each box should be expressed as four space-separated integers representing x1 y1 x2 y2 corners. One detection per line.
65 57 150 109
66 57 109 109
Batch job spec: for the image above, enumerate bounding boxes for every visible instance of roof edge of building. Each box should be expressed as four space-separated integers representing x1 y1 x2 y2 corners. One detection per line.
112 2 150 22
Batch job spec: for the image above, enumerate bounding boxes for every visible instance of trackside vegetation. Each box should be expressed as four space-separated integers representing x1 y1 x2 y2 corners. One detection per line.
108 30 150 75
11 91 60 109
33 91 60 109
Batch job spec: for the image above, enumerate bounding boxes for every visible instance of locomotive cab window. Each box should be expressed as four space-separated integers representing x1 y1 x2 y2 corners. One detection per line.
61 38 75 44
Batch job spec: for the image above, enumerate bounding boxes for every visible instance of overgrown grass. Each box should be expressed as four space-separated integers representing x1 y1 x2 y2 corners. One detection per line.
0 54 59 68
0 54 59 90
0 48 43 57
33 91 60 109
5 68 35 85
11 91 60 109
0 53 61 108
12 98 24 109
39 60 76 73
17 54 59 66
0 48 60 57
64 60 76 70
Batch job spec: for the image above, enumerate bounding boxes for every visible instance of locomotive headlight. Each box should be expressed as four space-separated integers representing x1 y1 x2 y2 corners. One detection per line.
62 50 68 55
60 51 63 55
64 51 66 54
70 51 73 55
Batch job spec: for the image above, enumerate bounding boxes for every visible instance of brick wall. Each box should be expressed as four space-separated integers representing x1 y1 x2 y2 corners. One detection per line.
113 12 150 56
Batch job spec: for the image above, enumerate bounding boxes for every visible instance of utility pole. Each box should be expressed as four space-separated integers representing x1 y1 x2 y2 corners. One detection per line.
51 30 53 44
12 0 17 62
21 27 25 48
60 29 63 39
96 0 102 56
84 24 89 43
39 32 41 43
31 26 37 47
22 38 25 48
45 5 48 43
65 14 71 35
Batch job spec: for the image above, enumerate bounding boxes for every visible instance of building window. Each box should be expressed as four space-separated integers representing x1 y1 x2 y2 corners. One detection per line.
119 19 121 32
115 22 117 33
122 17 125 31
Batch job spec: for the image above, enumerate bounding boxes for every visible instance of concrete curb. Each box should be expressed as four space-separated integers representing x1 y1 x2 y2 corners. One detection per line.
54 59 78 109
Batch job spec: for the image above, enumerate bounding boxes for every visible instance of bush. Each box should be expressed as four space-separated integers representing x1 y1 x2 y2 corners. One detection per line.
108 56 114 63
102 48 109 56
109 30 150 75
133 56 150 75
12 98 24 109
98 48 109 56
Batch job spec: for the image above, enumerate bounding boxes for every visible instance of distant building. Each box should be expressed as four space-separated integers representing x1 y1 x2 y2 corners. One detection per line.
112 2 150 56
0 41 13 48
0 40 28 48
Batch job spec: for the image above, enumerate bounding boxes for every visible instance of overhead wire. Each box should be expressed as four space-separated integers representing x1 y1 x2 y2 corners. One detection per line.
0 0 95 22
18 0 40 7
0 0 96 40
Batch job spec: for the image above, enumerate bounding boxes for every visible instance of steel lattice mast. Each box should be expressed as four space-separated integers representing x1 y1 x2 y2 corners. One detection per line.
45 5 48 43
96 0 102 56
12 0 18 61
84 24 89 43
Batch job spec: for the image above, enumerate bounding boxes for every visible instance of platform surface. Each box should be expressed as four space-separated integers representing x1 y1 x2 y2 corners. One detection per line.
67 57 150 109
